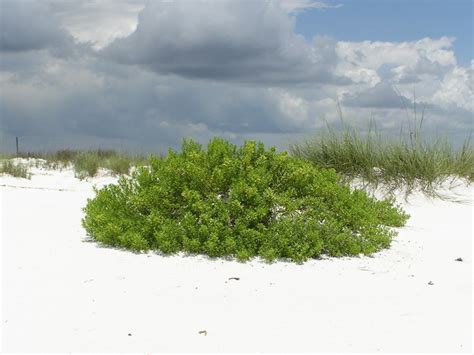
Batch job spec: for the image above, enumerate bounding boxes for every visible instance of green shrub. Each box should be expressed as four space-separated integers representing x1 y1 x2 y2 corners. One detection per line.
0 160 31 179
82 138 409 262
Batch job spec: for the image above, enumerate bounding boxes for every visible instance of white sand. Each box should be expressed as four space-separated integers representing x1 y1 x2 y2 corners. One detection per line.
1 162 472 353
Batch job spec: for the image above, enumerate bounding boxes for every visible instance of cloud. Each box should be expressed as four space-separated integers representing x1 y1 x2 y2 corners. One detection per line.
334 37 472 114
102 0 349 85
0 52 321 153
336 37 457 73
46 0 146 49
432 61 473 112
0 0 472 153
0 0 73 52
342 83 412 109
279 0 343 13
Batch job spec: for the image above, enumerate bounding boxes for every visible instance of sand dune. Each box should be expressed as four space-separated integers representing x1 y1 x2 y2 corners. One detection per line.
1 163 472 353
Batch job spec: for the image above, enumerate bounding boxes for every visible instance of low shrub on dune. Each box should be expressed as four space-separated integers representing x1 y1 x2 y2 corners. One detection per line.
82 138 408 263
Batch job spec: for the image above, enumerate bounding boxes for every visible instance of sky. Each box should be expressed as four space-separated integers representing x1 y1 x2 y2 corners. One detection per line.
296 0 473 65
0 0 472 153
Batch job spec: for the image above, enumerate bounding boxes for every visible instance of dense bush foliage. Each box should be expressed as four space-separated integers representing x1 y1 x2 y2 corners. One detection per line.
83 138 409 262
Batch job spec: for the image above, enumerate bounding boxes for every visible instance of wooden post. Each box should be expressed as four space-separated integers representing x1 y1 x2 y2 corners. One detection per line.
16 136 19 157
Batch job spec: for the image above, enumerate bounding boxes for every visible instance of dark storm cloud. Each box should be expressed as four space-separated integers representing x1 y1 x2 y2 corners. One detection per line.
0 0 73 52
102 0 349 85
0 54 308 153
0 0 348 154
0 0 471 154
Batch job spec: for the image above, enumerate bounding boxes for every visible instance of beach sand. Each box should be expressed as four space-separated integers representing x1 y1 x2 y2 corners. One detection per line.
1 161 472 353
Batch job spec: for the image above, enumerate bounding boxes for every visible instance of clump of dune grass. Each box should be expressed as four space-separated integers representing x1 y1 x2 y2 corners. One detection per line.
18 149 75 161
73 150 151 178
105 154 132 175
72 150 138 179
73 152 101 179
291 118 473 199
0 160 31 179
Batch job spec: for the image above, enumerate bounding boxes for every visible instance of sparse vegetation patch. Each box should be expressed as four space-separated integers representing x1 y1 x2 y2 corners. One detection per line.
291 120 474 198
0 160 31 179
16 149 146 179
